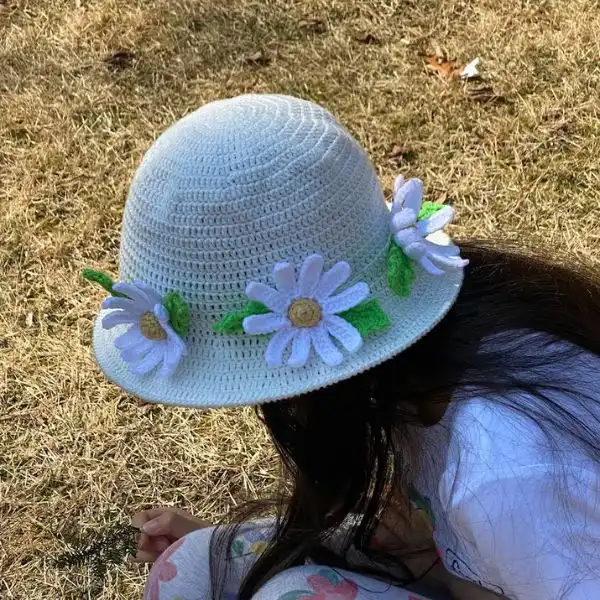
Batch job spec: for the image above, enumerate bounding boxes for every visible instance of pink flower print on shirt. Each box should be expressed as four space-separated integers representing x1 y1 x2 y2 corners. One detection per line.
144 537 185 600
304 572 358 599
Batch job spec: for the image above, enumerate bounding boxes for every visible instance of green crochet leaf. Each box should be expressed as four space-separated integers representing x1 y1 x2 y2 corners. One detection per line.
387 242 415 297
214 301 270 334
82 268 127 298
418 200 445 221
339 299 391 337
163 291 191 338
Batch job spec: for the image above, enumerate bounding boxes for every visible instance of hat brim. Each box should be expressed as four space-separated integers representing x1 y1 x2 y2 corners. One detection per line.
92 265 462 409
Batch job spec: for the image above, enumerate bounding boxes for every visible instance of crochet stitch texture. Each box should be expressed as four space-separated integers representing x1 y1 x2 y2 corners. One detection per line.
92 94 463 407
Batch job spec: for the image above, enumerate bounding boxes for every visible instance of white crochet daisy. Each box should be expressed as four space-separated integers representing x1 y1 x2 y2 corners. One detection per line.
243 255 369 368
390 176 469 275
101 281 187 377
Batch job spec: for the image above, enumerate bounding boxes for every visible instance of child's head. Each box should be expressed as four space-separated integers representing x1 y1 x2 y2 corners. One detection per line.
86 94 465 406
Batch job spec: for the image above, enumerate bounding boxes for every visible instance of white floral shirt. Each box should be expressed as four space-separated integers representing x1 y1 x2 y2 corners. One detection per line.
410 341 600 600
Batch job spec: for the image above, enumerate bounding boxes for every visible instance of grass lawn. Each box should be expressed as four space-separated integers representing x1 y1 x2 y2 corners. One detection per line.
2 0 600 597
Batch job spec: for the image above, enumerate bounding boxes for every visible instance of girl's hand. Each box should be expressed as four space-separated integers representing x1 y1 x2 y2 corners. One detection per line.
131 506 211 563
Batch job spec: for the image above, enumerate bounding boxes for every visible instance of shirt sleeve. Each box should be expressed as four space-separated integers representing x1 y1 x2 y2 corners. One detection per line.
448 465 600 600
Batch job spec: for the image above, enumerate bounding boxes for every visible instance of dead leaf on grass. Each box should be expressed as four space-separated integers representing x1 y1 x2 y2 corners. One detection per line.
242 50 272 66
425 55 464 79
103 50 136 70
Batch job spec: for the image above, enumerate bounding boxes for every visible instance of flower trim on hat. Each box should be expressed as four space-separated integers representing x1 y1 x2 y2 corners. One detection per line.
388 176 469 296
83 269 190 377
214 255 391 368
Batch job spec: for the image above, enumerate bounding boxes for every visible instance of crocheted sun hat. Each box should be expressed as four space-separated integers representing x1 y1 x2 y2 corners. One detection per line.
87 94 467 408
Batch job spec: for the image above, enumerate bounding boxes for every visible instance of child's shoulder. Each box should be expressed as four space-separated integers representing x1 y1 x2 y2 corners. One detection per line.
445 341 600 486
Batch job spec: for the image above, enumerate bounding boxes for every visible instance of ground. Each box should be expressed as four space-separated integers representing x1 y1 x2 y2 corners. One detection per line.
1 0 600 598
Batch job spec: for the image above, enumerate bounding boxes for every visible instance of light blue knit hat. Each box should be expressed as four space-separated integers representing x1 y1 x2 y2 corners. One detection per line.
86 94 466 408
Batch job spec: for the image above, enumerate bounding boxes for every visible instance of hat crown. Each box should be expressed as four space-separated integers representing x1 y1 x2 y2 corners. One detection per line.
120 94 389 329
93 94 464 406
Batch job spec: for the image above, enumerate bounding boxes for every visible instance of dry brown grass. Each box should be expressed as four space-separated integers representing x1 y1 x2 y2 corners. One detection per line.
2 0 600 597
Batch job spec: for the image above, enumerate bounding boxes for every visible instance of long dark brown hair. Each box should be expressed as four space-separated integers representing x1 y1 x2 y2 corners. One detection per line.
210 240 600 599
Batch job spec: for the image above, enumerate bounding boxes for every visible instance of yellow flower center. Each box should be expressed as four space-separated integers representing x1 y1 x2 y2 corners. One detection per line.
288 298 322 328
139 312 167 340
